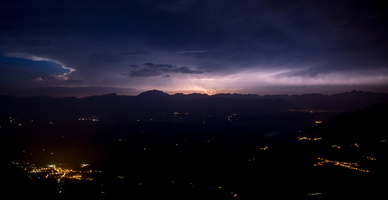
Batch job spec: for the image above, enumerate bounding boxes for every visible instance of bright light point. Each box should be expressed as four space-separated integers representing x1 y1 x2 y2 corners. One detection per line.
81 163 90 168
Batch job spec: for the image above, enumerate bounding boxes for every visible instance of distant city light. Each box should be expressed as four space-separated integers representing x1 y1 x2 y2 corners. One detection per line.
297 136 322 141
80 163 90 168
314 157 370 173
78 116 100 122
260 146 270 151
12 161 96 181
331 144 341 149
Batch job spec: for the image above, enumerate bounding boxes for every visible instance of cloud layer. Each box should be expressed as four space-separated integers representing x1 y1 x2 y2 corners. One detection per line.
122 63 204 77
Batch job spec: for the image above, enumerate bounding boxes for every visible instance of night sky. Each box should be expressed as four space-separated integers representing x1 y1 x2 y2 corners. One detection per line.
1 0 388 96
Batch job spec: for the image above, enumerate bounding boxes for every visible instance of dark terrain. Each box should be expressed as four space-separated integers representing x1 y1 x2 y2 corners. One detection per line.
1 90 388 199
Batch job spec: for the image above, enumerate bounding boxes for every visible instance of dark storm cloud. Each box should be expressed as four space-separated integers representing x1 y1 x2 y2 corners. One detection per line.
22 39 52 47
122 63 204 77
124 68 162 77
0 0 387 95
2 0 386 69
121 51 148 55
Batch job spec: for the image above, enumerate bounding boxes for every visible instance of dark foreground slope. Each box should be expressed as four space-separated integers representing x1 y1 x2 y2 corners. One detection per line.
303 100 388 142
296 101 388 199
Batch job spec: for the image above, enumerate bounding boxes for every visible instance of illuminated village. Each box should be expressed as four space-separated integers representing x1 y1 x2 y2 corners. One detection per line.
12 161 96 182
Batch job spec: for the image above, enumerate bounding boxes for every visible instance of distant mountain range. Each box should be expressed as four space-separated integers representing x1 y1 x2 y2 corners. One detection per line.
1 90 387 119
0 90 386 140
